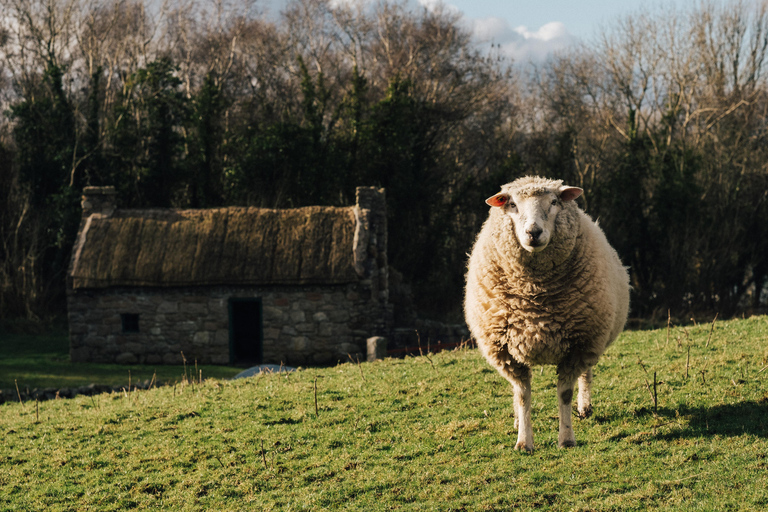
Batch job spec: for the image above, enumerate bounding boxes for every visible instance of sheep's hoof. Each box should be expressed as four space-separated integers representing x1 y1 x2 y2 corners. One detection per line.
558 440 576 449
514 441 534 453
577 405 593 419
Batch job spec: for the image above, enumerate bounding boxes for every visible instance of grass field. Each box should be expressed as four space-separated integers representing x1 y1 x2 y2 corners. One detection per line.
1 316 768 510
0 328 241 391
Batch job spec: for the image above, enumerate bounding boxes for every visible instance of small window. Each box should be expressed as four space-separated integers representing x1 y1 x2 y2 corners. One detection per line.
121 313 140 333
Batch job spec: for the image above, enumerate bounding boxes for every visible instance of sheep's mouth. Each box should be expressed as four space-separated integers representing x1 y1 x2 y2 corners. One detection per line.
523 240 548 253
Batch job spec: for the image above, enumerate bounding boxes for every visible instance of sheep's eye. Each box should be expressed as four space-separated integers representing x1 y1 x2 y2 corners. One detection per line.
509 202 516 209
551 199 558 206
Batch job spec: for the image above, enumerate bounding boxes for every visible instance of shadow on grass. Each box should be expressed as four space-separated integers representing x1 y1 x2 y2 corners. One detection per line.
665 399 768 439
607 399 768 442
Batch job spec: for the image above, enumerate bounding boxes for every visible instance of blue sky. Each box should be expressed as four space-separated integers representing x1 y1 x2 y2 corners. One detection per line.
438 0 660 62
446 0 648 39
263 0 701 62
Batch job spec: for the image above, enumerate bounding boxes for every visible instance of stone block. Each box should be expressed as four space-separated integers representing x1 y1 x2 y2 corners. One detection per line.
178 321 196 332
103 315 122 326
193 331 210 345
180 295 206 303
157 301 179 313
263 328 280 341
299 300 318 312
313 312 328 322
291 336 309 352
295 323 315 334
290 310 306 323
82 335 102 348
312 351 333 364
329 310 350 323
263 306 284 322
285 354 305 366
211 354 230 365
69 323 88 335
367 336 388 362
185 303 209 315
208 299 225 311
337 342 361 355
312 337 332 350
124 342 144 354
215 330 229 345
102 343 121 355
163 353 182 364
115 352 138 364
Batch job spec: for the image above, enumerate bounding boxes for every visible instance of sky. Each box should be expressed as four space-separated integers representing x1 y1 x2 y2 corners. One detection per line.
447 0 643 39
262 0 696 63
435 0 657 62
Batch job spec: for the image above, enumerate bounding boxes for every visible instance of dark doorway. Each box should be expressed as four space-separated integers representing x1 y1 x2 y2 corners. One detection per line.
229 298 263 365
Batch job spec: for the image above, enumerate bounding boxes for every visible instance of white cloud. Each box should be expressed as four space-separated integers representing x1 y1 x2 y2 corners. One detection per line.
418 0 460 14
515 21 570 42
265 0 577 63
468 17 578 63
413 1 579 62
328 0 373 8
331 0 457 14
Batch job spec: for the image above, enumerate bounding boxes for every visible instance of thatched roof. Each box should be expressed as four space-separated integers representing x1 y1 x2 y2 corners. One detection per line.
70 206 359 289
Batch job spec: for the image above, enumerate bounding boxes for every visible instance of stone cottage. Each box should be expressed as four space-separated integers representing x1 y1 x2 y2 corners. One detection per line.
67 186 391 366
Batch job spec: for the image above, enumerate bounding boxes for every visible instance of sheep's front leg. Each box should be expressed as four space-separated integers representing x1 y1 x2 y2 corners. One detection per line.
577 368 593 419
502 363 533 452
556 374 577 448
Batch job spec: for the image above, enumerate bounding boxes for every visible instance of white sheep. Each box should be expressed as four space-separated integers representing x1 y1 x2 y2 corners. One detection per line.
464 176 630 452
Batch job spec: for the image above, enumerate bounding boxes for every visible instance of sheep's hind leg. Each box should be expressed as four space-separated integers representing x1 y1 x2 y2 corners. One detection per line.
577 368 593 419
500 363 533 452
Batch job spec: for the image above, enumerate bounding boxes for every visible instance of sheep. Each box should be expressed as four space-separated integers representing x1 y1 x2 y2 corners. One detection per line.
464 176 630 452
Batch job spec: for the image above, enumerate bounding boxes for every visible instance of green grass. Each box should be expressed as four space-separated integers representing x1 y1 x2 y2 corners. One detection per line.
2 316 768 510
0 329 241 390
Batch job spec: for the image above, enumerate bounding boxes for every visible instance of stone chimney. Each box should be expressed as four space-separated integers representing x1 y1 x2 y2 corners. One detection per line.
81 186 116 217
353 186 388 303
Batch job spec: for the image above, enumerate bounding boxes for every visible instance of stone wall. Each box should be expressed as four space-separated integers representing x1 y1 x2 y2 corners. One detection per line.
68 282 391 366
67 185 392 367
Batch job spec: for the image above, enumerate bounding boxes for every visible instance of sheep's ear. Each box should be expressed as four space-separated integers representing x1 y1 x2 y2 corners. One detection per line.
486 193 509 207
559 186 583 202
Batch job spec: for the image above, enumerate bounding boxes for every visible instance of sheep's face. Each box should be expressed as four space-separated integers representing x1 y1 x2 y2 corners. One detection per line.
486 186 583 253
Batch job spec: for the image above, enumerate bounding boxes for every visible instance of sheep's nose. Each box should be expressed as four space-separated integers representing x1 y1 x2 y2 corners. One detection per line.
526 226 543 241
